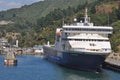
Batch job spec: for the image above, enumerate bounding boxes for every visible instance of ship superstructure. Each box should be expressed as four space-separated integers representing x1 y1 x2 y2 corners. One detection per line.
55 8 112 53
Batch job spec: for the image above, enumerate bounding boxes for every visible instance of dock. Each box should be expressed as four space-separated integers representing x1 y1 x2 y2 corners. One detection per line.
0 47 44 55
102 53 120 71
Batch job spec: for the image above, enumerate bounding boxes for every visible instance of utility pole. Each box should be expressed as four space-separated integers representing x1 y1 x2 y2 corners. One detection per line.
108 13 109 26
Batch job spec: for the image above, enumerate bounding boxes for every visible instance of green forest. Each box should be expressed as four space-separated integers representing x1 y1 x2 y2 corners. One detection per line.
0 0 120 52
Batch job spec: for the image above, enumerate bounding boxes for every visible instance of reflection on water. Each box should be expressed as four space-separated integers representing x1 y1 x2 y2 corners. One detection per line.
0 55 120 80
59 67 108 80
44 59 116 80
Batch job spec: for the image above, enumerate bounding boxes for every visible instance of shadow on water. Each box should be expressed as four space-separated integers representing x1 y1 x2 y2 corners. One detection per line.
59 67 109 80
43 57 110 80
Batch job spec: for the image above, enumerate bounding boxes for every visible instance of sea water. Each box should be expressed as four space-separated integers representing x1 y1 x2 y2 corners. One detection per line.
0 55 120 80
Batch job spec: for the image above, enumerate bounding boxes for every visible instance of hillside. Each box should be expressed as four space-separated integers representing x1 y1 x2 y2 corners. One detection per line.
35 0 120 52
0 0 95 23
0 0 120 52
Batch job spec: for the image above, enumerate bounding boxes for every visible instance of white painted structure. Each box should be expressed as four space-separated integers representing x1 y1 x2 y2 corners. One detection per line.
55 8 113 54
33 45 43 53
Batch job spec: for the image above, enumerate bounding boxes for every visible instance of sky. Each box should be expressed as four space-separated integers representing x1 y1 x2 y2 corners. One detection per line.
0 0 44 11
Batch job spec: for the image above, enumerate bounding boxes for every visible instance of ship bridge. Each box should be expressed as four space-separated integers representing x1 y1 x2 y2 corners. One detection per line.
63 25 113 34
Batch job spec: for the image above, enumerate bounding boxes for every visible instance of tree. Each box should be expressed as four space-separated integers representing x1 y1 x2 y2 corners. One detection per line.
110 20 120 52
8 36 13 45
12 13 16 17
109 10 118 24
116 2 120 20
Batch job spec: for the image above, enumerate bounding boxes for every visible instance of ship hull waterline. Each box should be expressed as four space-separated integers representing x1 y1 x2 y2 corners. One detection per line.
43 46 109 72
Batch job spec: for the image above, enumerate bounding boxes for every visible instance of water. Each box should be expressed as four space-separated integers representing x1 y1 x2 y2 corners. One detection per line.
0 55 120 80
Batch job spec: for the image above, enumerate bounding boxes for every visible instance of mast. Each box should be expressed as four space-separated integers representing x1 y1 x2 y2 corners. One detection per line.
84 7 89 26
84 7 89 24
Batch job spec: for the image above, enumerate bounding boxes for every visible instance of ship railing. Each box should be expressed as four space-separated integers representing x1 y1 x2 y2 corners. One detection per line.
69 48 111 53
64 30 112 34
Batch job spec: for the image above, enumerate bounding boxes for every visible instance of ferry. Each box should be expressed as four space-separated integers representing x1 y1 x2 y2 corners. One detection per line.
43 8 113 72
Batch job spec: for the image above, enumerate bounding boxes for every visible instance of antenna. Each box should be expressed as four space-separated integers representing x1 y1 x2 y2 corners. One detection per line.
62 18 65 25
108 13 109 26
84 7 89 23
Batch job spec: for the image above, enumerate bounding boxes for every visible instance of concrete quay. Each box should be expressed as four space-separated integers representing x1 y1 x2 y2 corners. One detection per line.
102 52 120 72
0 47 43 55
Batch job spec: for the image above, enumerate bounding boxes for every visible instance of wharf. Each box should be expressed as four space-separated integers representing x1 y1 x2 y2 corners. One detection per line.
0 47 43 55
2 47 24 55
102 53 120 71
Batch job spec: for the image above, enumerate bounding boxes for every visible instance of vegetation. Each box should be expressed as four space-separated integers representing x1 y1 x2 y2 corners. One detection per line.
0 0 93 22
0 0 120 52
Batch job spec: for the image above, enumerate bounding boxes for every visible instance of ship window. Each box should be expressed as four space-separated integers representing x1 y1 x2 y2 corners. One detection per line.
65 28 112 32
90 43 96 46
76 29 78 31
105 49 107 51
62 38 109 42
64 28 67 30
65 33 67 35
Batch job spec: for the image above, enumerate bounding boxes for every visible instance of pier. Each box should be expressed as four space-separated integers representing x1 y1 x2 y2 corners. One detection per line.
103 53 120 71
105 53 120 66
0 47 43 55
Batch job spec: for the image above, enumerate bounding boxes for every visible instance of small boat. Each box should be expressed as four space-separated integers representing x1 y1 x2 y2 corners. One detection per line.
4 51 17 66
